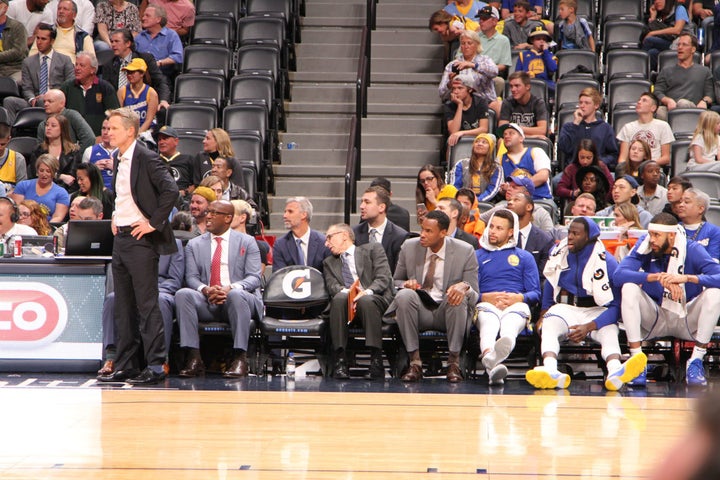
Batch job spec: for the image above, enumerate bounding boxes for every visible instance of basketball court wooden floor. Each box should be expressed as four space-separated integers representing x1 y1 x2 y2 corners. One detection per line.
0 373 702 479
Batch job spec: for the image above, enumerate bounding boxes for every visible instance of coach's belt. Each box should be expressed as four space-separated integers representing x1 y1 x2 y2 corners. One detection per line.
116 226 134 233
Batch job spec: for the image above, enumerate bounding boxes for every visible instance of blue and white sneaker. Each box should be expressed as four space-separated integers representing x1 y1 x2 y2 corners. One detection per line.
627 367 647 387
686 358 708 387
605 352 648 391
525 366 571 389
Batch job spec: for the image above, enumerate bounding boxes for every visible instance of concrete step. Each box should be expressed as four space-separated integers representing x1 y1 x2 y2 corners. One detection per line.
296 57 360 72
301 16 365 28
297 43 362 58
362 115 440 134
274 163 430 177
371 57 444 73
372 72 440 84
301 27 362 44
278 132 442 150
372 43 444 58
285 101 355 114
304 2 365 18
285 115 353 132
376 2 441 18
368 84 440 104
367 102 443 115
290 84 356 103
373 30 439 45
279 147 440 166
290 71 356 82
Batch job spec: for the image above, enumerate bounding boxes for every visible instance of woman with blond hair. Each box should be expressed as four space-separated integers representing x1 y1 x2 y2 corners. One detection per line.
12 154 70 222
439 30 499 113
689 110 720 172
18 199 52 235
191 128 235 187
452 133 502 202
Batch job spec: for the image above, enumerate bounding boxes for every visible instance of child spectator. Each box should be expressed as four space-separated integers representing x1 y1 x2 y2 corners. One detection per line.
556 0 595 51
615 139 652 182
515 27 558 95
689 110 720 172
637 160 668 216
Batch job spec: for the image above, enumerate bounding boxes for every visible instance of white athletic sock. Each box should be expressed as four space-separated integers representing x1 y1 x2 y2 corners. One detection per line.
629 347 642 356
690 346 707 363
543 356 558 372
607 358 621 374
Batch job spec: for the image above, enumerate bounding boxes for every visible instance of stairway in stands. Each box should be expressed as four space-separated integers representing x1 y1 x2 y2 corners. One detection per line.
269 0 444 234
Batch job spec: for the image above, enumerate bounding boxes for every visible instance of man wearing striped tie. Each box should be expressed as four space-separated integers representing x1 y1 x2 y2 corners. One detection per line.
3 23 74 123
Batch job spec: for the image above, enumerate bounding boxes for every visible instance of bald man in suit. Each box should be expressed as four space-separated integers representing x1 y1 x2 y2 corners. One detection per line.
323 223 395 380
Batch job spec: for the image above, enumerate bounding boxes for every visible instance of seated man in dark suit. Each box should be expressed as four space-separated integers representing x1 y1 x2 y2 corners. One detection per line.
369 177 410 233
354 185 408 274
506 191 554 276
436 197 480 249
384 210 480 383
272 196 331 271
323 223 395 380
175 200 263 378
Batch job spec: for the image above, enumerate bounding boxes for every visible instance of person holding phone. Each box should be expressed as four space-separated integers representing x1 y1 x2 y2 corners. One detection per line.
415 165 457 224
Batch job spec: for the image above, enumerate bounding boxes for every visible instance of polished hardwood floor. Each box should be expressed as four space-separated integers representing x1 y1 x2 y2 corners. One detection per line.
0 374 697 479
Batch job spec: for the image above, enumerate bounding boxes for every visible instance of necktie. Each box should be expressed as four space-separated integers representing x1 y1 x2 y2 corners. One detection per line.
518 232 525 249
118 59 129 89
39 55 49 95
422 254 438 290
341 252 354 288
210 237 222 286
295 238 305 266
369 228 378 243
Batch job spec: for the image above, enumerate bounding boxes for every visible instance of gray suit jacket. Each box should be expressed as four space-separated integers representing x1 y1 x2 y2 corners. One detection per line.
20 50 75 101
323 242 395 306
184 229 263 318
385 237 479 315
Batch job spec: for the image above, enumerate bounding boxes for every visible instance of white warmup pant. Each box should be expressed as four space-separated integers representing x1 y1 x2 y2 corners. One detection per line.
541 304 621 361
476 302 530 353
621 284 720 344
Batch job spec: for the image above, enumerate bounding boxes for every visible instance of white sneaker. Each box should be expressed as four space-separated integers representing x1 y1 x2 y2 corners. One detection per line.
525 366 571 389
482 337 514 371
488 364 508 385
605 352 648 391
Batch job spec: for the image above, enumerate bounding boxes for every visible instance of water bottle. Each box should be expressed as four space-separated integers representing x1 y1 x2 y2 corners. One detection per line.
287 141 298 150
286 352 295 380
699 28 705 48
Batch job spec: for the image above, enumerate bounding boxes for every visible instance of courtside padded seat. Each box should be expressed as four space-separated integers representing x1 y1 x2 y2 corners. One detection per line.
259 266 331 375
670 139 691 177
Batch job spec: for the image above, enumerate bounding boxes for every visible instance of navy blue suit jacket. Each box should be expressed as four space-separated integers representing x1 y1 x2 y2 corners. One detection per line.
272 229 331 271
353 220 408 274
523 225 554 278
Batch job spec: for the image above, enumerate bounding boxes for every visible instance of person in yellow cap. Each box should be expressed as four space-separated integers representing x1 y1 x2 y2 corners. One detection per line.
117 57 158 133
189 185 216 235
451 133 502 202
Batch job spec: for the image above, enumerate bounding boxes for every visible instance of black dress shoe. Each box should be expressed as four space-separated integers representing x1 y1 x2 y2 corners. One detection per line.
127 367 166 385
179 357 206 377
333 358 350 379
364 353 385 380
223 356 249 378
97 368 140 382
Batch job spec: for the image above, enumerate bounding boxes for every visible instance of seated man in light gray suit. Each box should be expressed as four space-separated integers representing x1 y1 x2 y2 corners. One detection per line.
384 210 479 383
3 23 74 124
323 223 395 380
175 200 263 379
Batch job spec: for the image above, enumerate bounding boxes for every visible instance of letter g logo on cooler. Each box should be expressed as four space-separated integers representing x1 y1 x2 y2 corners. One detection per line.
281 269 312 299
0 282 68 348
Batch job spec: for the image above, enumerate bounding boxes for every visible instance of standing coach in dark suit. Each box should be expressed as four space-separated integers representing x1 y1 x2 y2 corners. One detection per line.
98 107 178 385
323 223 395 379
354 186 408 274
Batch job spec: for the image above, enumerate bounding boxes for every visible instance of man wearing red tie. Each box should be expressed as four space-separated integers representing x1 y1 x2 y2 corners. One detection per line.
175 200 263 378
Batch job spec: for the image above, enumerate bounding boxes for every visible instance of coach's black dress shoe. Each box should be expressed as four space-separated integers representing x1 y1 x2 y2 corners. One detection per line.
97 368 140 382
127 367 166 385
